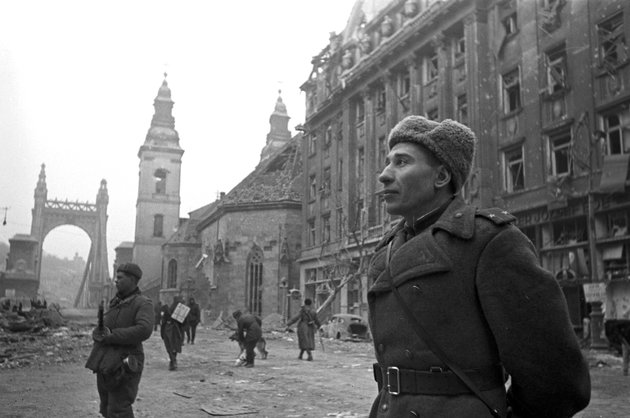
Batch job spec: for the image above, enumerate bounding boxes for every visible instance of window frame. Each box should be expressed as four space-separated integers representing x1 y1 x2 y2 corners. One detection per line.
153 214 164 237
601 109 630 155
503 145 525 192
597 13 627 69
548 129 573 177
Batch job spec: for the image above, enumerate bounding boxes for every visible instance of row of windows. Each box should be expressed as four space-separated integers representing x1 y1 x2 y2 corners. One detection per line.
502 107 630 193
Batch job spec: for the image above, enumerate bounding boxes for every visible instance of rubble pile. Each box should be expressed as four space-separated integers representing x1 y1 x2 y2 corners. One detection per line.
0 308 93 369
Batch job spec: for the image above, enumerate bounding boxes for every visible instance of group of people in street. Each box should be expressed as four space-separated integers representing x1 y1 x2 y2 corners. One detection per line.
85 114 593 418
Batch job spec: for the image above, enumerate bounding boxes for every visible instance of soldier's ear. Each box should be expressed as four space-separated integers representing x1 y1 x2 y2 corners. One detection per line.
434 166 451 189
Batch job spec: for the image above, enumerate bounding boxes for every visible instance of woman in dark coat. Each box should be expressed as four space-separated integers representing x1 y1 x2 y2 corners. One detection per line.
286 298 320 361
160 296 184 370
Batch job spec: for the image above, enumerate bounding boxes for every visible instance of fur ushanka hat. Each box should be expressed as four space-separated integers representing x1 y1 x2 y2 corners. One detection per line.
388 115 477 192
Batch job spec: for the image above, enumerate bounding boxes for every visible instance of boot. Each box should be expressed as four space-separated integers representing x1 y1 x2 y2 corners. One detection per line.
307 350 313 361
298 349 304 360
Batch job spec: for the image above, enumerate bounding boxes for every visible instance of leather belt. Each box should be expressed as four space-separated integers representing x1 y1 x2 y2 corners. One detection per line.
373 363 505 396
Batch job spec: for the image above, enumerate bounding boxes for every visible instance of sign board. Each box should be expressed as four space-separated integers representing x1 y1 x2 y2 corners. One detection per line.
583 283 607 303
171 303 190 323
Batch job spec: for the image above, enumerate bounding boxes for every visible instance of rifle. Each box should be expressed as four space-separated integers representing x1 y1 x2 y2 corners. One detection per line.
92 300 111 343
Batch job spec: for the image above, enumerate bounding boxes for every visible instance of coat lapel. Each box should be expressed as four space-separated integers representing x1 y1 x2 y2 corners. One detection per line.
389 231 452 287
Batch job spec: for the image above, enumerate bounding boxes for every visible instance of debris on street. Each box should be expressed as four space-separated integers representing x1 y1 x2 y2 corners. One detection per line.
0 307 93 369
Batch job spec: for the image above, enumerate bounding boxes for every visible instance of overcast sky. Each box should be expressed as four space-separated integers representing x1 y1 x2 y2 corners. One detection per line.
0 0 356 266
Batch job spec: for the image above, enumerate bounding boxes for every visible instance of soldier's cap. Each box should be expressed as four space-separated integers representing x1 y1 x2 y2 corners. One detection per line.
117 263 143 280
388 115 477 192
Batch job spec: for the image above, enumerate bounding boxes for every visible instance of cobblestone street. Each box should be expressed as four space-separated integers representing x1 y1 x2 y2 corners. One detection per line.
1 322 630 417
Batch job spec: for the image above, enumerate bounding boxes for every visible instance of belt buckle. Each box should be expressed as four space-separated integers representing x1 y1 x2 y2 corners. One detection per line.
386 366 400 395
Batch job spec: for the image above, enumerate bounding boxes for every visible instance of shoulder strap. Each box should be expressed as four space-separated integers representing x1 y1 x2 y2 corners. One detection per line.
386 242 500 417
476 207 516 225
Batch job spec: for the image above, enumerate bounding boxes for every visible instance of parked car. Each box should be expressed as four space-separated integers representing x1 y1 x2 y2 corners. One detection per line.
320 313 371 341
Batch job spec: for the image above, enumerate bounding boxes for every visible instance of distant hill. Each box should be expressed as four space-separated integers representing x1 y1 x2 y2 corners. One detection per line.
39 252 87 307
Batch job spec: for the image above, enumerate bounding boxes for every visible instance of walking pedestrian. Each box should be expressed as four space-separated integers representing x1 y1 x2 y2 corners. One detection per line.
161 296 184 371
286 298 320 361
232 310 262 368
367 115 590 417
154 300 162 332
85 263 154 418
184 297 200 344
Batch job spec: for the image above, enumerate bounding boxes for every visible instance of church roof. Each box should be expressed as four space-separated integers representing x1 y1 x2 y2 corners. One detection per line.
164 201 219 246
220 134 303 206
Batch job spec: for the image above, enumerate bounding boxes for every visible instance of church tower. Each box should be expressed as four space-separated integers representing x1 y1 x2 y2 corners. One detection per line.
133 74 183 289
260 91 291 162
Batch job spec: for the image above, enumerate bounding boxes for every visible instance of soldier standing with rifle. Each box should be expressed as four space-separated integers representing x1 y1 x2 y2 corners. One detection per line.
85 263 154 418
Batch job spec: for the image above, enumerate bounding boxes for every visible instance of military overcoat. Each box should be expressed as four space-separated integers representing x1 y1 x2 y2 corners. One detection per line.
367 197 590 418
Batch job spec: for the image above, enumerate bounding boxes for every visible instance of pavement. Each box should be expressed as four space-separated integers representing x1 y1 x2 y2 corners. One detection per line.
1 320 630 417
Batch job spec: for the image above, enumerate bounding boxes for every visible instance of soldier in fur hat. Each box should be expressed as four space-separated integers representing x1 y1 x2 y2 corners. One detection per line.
86 263 153 418
367 116 590 417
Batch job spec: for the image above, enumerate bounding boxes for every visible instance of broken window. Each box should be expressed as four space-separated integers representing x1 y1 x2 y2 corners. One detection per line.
322 215 331 242
598 13 628 69
504 146 525 192
398 71 411 98
357 147 365 188
552 217 587 245
322 167 331 195
549 130 572 176
376 84 386 113
306 268 317 283
337 158 343 191
457 94 468 125
309 174 317 201
425 52 439 83
308 134 318 155
608 210 629 237
336 207 344 239
308 219 316 246
378 136 387 172
603 109 630 155
426 108 439 121
154 169 167 194
323 125 332 158
545 46 568 94
502 13 517 36
356 99 365 123
454 35 466 61
502 68 521 114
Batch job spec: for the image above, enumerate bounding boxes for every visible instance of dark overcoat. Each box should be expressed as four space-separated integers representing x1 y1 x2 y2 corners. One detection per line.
237 313 263 343
86 289 154 418
367 196 590 418
287 306 320 350
161 303 184 354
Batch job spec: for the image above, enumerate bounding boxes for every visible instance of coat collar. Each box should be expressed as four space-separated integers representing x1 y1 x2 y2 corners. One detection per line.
374 195 476 251
431 195 476 240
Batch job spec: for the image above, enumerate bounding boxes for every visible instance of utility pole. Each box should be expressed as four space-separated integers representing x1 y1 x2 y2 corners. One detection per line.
0 206 9 226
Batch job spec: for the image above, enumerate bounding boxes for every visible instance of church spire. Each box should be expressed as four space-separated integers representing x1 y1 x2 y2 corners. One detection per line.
260 90 291 162
144 73 180 147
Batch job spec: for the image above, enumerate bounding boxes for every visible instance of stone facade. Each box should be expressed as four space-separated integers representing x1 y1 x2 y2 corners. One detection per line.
198 205 302 320
300 0 630 332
